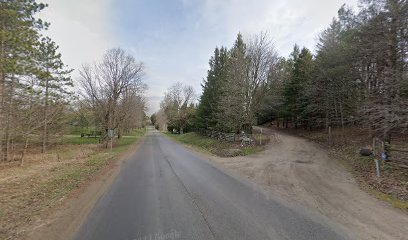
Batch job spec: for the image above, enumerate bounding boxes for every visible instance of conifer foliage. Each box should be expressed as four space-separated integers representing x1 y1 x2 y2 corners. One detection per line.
189 0 408 148
0 0 73 162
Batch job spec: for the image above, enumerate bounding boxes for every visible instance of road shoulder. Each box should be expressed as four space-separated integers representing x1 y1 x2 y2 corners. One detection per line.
21 137 145 240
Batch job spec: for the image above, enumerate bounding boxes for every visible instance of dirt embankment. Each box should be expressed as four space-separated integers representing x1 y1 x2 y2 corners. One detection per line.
207 127 408 240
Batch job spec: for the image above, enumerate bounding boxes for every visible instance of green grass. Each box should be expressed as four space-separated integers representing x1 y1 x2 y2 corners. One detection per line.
240 146 259 155
65 135 99 144
368 188 408 210
65 128 147 145
44 132 145 205
114 135 140 146
165 132 261 157
67 127 97 135
167 132 225 149
44 151 115 204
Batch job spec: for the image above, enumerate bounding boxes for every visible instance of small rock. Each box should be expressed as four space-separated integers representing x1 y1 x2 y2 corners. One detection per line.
359 148 372 156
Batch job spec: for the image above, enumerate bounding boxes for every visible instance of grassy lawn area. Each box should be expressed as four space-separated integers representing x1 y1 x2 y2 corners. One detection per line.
64 128 147 145
0 129 146 239
165 132 261 157
64 135 100 144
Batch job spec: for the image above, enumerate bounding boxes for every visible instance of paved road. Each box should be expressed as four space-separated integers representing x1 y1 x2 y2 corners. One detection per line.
75 132 349 240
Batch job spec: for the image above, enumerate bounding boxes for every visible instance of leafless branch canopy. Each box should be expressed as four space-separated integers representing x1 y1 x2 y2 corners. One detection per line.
79 48 146 132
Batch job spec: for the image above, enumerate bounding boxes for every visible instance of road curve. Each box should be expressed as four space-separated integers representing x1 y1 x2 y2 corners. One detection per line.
74 131 350 240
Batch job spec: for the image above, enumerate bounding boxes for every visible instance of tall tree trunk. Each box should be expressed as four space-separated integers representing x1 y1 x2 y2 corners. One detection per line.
42 77 49 154
21 81 34 166
340 103 345 132
117 128 122 139
5 75 15 161
0 33 5 162
0 71 5 162
325 109 330 132
11 138 15 162
20 135 29 167
334 98 339 125
294 117 298 129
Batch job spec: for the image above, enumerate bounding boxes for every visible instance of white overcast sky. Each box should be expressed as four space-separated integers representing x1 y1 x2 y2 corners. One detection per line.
40 0 359 115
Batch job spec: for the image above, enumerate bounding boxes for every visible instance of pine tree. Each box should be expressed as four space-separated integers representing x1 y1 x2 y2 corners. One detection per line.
36 37 73 153
313 16 358 130
196 46 228 130
218 33 248 133
357 0 408 143
258 57 290 125
282 45 314 128
0 0 73 160
0 0 48 161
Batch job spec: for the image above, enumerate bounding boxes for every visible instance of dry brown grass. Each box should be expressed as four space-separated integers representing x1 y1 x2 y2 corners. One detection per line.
0 136 141 240
0 145 100 239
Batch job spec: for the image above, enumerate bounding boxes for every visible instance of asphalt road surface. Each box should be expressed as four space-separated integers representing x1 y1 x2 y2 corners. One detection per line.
74 131 350 240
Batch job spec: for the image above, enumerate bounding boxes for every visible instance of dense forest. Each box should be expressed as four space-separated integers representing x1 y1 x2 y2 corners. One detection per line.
157 0 408 149
0 0 147 164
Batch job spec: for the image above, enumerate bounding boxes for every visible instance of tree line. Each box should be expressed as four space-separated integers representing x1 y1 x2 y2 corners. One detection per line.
0 0 73 163
0 0 147 164
153 82 196 134
157 0 408 147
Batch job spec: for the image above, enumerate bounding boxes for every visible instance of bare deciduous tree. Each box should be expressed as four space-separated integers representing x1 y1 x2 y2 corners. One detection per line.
245 32 278 129
160 82 196 134
79 48 146 146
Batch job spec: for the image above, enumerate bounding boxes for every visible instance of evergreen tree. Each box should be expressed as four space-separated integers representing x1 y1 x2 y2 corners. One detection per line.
356 0 408 143
0 0 48 161
312 15 358 130
258 57 290 125
0 0 73 160
36 37 73 153
282 45 314 128
196 46 228 130
218 33 248 132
